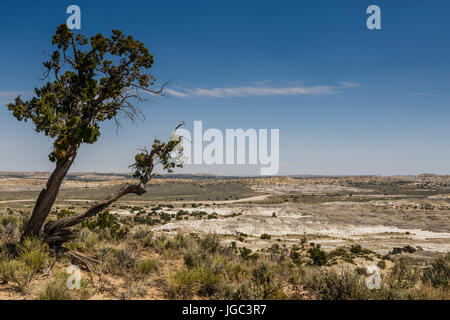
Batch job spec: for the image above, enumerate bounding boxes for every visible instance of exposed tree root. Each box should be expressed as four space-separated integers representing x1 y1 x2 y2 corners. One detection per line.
50 246 99 273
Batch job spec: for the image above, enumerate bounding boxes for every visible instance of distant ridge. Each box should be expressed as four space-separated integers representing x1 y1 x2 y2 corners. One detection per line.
0 171 449 182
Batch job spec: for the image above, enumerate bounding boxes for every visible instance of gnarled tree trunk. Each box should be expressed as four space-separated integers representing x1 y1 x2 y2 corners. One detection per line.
21 146 79 240
43 184 146 246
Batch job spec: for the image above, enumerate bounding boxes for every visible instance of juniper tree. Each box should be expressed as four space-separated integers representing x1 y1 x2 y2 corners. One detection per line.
6 24 182 244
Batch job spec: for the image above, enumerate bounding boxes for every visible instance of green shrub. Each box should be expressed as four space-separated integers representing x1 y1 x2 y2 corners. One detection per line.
377 260 386 270
251 263 285 299
199 234 220 253
53 209 75 219
167 266 222 298
308 247 328 266
0 259 35 292
17 237 50 273
135 258 158 276
305 268 371 300
389 257 420 289
260 233 271 240
423 253 449 289
239 247 259 261
83 211 128 240
37 270 91 300
350 245 363 255
100 247 137 275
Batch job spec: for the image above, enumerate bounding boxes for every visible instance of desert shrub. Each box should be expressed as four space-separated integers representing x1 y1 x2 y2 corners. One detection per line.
388 257 420 290
267 244 288 263
260 233 271 240
305 268 371 300
151 234 191 255
350 245 363 254
0 259 35 292
198 233 220 253
377 260 386 270
17 237 50 273
221 280 258 299
239 247 259 261
0 238 50 292
290 250 302 266
423 253 449 289
183 249 201 269
135 258 158 277
131 227 152 240
329 248 347 258
100 247 137 275
133 213 160 226
0 214 21 242
250 263 285 299
166 265 222 299
308 247 328 266
82 211 128 240
65 229 101 253
402 245 417 253
131 228 153 248
37 270 91 300
53 209 75 219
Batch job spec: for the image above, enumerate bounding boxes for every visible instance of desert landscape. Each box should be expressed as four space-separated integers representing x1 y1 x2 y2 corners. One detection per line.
0 172 448 299
1 2 449 305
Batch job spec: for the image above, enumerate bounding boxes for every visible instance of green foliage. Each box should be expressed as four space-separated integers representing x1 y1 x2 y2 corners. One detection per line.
53 209 75 219
135 258 158 276
130 124 184 186
308 247 328 266
239 247 259 261
17 237 50 272
37 270 92 300
198 233 221 253
260 233 271 240
6 24 158 164
377 260 387 270
423 253 449 289
0 237 50 292
82 211 128 239
0 259 35 292
0 210 30 242
251 263 286 299
167 265 222 299
350 245 363 254
305 269 371 300
389 257 420 289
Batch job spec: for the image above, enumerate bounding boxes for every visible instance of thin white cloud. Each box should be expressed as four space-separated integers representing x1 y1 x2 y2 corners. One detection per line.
409 92 429 96
166 82 359 98
339 82 360 88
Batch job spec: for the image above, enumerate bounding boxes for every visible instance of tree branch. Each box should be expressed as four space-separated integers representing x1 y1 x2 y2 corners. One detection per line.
43 184 146 240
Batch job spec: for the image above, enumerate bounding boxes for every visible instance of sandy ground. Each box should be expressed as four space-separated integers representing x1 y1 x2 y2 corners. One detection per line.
150 184 450 256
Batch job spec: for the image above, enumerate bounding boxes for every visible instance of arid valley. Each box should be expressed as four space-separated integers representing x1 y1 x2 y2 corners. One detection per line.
0 172 448 299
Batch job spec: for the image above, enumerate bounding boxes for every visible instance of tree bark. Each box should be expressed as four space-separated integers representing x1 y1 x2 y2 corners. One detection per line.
43 184 146 245
21 146 79 240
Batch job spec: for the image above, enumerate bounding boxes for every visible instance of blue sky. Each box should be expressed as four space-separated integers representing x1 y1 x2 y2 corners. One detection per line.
0 0 449 175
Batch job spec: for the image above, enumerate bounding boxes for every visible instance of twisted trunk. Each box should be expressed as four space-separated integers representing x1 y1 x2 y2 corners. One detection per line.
21 146 79 240
43 184 146 246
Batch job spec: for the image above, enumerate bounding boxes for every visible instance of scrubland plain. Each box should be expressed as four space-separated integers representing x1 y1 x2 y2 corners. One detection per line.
0 172 448 299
